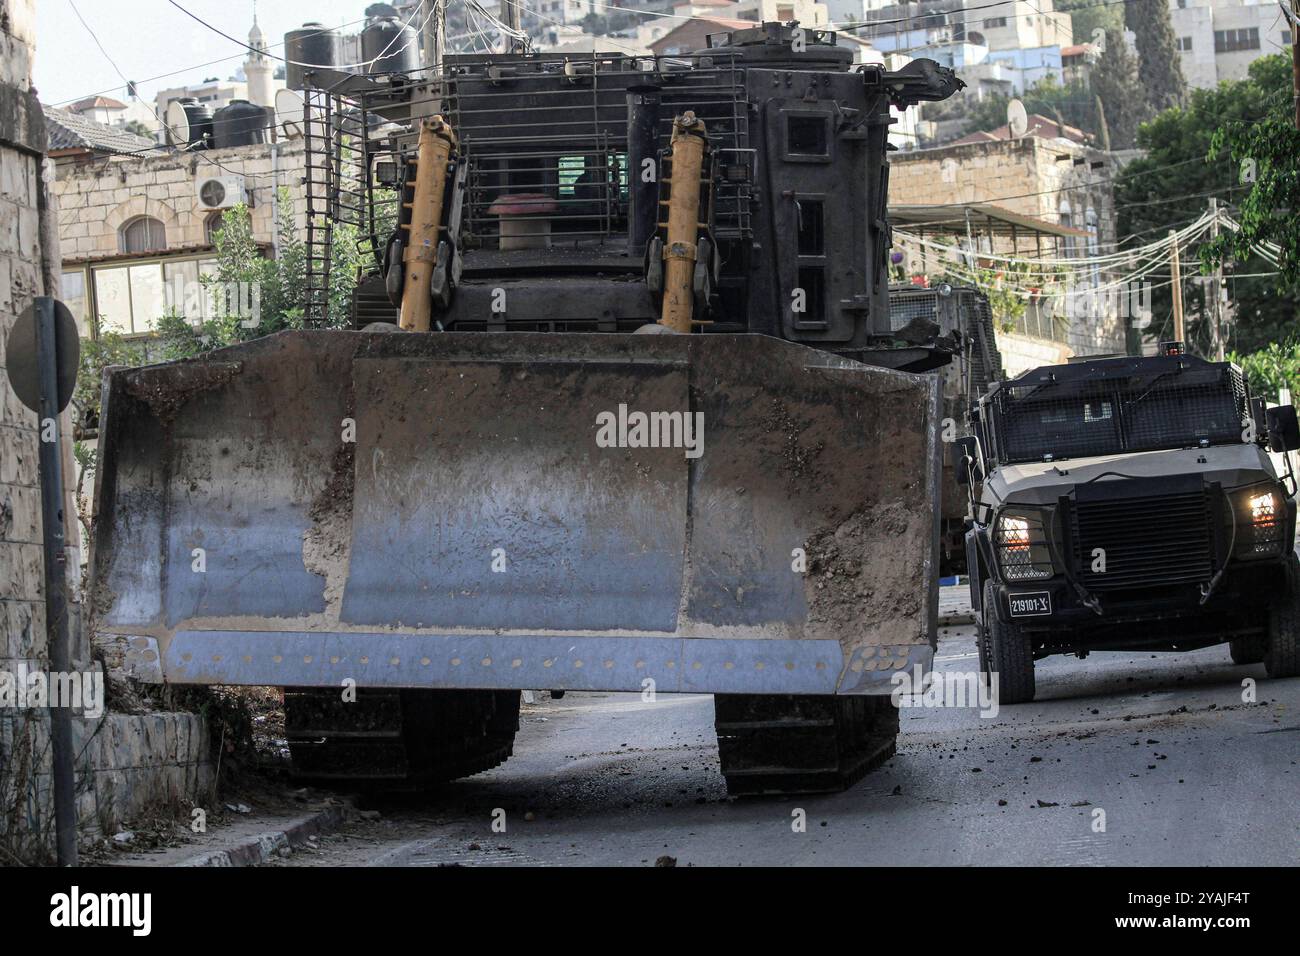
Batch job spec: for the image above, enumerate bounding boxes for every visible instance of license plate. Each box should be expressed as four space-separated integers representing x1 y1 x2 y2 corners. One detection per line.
1008 591 1051 617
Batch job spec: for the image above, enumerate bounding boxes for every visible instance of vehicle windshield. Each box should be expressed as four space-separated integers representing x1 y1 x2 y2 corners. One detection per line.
986 363 1247 464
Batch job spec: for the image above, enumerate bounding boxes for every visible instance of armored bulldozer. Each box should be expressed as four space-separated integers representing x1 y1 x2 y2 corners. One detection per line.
888 283 1004 576
89 24 964 795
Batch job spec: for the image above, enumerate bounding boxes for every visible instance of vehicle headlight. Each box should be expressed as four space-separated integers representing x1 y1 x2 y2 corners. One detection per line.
1236 486 1283 557
995 510 1053 581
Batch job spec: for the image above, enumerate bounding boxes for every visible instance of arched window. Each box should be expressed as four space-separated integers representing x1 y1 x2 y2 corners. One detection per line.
205 211 226 245
119 216 166 254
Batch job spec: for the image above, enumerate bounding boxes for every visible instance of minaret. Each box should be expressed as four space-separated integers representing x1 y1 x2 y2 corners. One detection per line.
245 3 275 108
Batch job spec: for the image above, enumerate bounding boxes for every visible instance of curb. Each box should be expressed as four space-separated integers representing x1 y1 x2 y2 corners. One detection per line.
938 610 976 626
177 805 348 867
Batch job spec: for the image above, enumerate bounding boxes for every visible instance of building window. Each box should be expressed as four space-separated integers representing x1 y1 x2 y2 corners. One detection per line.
205 211 227 245
1214 28 1260 54
1285 30 1293 46
61 269 90 337
1176 36 1192 52
119 216 167 254
91 256 218 336
983 17 1007 29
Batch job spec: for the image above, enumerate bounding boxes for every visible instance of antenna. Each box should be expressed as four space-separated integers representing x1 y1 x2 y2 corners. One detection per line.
1007 98 1028 139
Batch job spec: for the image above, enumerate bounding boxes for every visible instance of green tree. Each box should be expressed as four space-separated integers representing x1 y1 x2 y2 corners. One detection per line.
1115 55 1294 355
1092 28 1144 149
962 75 1098 140
1124 0 1187 114
156 191 361 358
122 119 153 139
1055 0 1122 48
1203 57 1300 291
1231 341 1300 403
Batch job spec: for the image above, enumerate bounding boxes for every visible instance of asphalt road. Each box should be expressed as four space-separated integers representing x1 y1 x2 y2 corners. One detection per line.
271 622 1299 867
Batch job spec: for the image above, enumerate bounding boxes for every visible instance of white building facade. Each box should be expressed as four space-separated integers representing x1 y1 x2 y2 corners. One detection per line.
1170 0 1291 89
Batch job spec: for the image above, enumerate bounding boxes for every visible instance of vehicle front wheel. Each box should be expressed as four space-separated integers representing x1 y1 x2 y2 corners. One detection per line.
1229 634 1266 666
982 580 1036 704
1265 566 1300 678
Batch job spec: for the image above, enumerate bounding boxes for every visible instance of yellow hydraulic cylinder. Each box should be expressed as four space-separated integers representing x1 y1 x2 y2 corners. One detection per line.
399 115 457 331
659 112 708 334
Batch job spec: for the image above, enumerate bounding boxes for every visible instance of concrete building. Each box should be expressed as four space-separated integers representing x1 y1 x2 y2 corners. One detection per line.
730 0 830 25
155 78 247 127
50 132 305 339
888 133 1125 365
1170 0 1290 89
525 0 599 36
1061 41 1101 86
859 0 1072 53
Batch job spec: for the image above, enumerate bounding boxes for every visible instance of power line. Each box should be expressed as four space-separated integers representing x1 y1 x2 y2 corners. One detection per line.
51 17 374 108
67 0 279 183
165 0 430 72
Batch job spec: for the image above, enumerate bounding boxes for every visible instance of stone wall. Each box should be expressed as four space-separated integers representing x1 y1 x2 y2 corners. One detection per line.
1 0 214 861
53 140 306 263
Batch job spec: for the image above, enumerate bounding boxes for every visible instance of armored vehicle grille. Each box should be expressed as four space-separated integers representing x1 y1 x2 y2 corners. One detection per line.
887 288 938 332
1072 488 1215 591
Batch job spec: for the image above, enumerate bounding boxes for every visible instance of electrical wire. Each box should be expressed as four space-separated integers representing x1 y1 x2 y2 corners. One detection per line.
67 0 283 183
165 0 431 72
49 17 376 107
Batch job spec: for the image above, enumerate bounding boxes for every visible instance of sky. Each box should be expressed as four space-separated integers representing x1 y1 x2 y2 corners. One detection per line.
33 0 396 107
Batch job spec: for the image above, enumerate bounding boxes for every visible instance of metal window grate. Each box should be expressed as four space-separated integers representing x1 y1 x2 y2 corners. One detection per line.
443 52 753 249
990 365 1247 463
887 288 938 332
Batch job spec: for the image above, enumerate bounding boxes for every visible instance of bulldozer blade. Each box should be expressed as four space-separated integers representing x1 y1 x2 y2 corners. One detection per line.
90 331 940 696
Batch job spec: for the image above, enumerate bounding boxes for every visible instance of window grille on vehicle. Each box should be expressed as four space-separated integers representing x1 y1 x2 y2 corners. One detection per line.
987 363 1247 464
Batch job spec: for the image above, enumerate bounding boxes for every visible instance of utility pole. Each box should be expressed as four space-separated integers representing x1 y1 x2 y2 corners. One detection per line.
1208 197 1225 361
1292 0 1300 129
421 0 444 73
1169 228 1185 344
501 0 526 53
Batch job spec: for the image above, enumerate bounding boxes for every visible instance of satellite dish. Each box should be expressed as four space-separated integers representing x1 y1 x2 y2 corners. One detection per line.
275 88 305 139
1007 98 1028 139
165 100 190 147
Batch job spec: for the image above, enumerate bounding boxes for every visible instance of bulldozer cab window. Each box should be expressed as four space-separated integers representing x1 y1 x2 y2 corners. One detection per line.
557 155 587 197
796 199 824 256
786 114 831 160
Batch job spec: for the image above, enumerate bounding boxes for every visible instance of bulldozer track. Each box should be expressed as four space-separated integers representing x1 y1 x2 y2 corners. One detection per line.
713 694 899 796
285 687 520 788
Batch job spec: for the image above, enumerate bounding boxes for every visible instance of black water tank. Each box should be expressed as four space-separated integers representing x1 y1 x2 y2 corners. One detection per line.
361 15 418 74
212 99 266 148
285 22 339 89
181 98 213 148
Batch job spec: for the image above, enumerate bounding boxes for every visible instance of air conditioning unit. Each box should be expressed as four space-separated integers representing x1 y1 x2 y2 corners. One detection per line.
196 174 246 210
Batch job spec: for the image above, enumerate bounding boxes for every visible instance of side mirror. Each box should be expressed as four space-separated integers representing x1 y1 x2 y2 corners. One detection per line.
951 435 980 485
1267 405 1300 452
